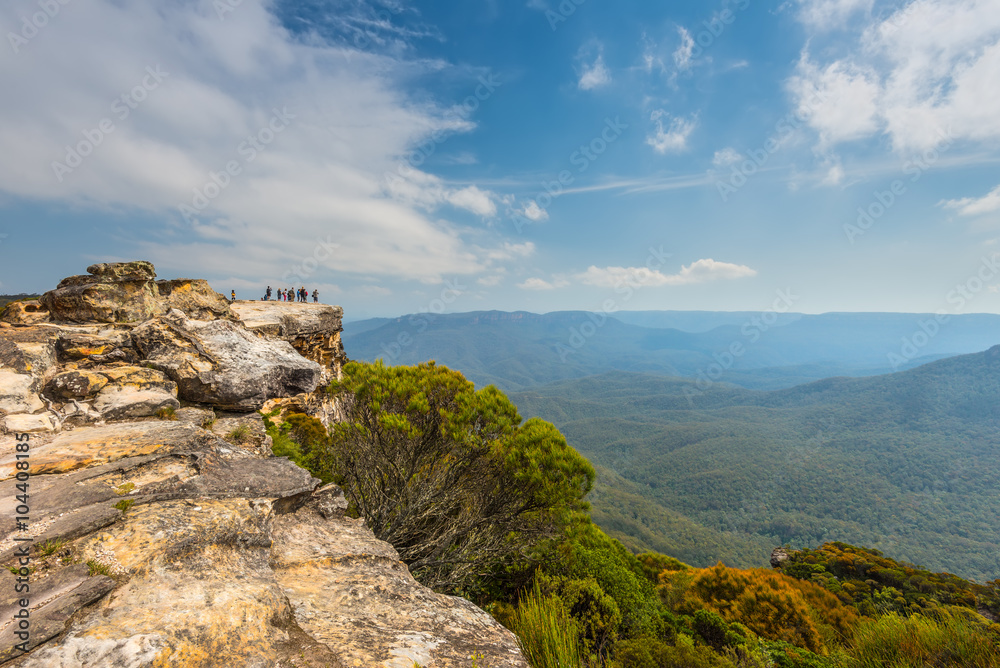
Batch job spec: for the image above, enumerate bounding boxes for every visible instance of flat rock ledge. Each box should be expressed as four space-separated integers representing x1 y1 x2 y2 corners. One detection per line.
0 419 528 667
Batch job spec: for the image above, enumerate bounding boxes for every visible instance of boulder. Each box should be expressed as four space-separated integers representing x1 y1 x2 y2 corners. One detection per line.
231 302 343 339
89 366 179 421
1 412 55 433
0 370 44 414
0 299 49 325
46 370 109 399
87 261 156 282
0 327 58 375
56 330 134 361
93 388 179 421
39 261 164 324
156 278 232 320
132 311 321 411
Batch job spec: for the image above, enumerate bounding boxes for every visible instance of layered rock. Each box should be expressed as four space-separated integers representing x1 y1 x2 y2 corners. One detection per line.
39 262 163 324
133 310 322 411
0 415 527 667
232 302 347 425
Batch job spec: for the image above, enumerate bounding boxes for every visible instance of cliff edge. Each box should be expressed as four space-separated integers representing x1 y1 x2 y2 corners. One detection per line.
0 262 528 667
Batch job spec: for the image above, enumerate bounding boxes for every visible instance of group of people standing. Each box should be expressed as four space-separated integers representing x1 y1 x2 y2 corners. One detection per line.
264 285 317 303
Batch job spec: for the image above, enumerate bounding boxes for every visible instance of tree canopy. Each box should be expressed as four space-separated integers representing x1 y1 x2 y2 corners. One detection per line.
319 360 595 592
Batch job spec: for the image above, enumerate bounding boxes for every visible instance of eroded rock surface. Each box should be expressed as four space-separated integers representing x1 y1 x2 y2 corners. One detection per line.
133 311 322 411
40 262 164 325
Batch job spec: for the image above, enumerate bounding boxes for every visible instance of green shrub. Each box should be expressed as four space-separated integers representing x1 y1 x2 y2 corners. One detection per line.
114 499 135 513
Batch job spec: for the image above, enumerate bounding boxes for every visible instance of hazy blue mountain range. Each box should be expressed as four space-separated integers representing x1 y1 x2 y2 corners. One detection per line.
343 310 1000 391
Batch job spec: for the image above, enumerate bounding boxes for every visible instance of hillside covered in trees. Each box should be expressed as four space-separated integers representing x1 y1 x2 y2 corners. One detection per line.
512 346 1000 582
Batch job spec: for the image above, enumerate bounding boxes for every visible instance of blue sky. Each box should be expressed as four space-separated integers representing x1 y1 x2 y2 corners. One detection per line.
1 0 999 319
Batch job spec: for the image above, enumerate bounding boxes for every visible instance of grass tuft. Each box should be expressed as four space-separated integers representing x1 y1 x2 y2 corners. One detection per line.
512 579 582 668
37 538 65 557
87 560 113 577
156 406 177 420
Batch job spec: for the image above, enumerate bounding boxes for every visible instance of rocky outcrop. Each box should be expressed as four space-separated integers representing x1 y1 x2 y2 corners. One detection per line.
39 262 163 324
31 262 233 326
0 415 526 667
273 491 528 667
0 301 48 326
232 302 347 426
0 262 526 666
770 547 797 569
155 278 232 321
133 310 322 411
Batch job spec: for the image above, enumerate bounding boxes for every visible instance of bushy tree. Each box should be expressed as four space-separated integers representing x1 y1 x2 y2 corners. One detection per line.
319 360 595 593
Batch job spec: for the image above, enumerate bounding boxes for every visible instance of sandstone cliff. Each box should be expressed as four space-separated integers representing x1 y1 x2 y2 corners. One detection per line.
0 262 528 667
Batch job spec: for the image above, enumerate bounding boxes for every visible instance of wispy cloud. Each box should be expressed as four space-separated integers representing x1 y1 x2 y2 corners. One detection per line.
518 276 569 290
646 111 697 154
941 184 1000 216
576 259 757 288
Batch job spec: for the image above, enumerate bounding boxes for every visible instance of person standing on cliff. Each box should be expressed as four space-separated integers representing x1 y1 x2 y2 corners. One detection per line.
266 286 272 301
231 290 236 302
312 289 318 303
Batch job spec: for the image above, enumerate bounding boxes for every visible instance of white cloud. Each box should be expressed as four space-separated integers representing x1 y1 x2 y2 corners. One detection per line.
713 147 742 167
941 184 1000 216
576 259 756 288
518 277 569 290
477 275 504 287
447 186 497 217
787 55 881 148
673 27 695 71
646 111 697 154
522 200 549 221
796 0 873 29
787 0 1000 154
487 241 536 261
578 54 612 90
0 0 516 284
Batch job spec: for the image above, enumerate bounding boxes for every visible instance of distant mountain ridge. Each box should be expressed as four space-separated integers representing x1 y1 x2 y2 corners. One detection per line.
343 309 1000 391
